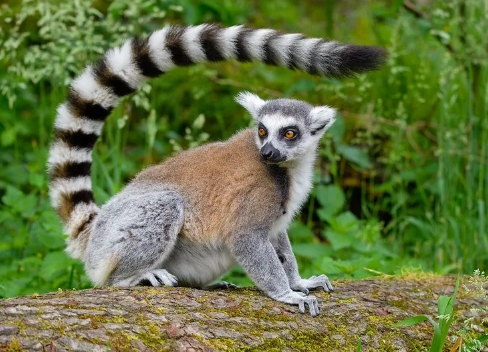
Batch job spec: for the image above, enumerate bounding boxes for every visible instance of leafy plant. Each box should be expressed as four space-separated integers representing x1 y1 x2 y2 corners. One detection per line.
393 278 460 352
455 270 488 352
393 273 488 352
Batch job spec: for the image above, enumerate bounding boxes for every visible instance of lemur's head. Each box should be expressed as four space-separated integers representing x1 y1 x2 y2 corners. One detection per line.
236 92 336 165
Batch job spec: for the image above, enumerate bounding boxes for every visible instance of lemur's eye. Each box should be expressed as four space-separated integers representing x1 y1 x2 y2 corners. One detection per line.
284 130 296 139
258 128 267 137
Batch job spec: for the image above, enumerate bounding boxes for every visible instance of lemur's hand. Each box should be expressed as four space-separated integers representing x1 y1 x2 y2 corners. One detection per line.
290 275 334 295
277 291 320 317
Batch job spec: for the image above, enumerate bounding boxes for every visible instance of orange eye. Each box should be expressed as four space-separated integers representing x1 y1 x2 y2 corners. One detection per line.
258 128 266 137
285 130 296 139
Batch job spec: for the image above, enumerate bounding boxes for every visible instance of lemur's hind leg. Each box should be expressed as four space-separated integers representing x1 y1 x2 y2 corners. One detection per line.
85 187 185 287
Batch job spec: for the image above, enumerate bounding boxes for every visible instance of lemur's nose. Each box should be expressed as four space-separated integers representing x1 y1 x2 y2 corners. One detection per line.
260 143 283 162
261 149 273 159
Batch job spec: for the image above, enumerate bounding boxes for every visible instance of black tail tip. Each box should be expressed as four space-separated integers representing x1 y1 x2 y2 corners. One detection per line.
338 45 388 76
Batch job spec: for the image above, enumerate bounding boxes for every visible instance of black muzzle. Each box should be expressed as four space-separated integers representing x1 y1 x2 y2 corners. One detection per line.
260 143 286 163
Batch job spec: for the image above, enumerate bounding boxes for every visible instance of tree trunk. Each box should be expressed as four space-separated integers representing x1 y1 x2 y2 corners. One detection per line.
0 276 485 351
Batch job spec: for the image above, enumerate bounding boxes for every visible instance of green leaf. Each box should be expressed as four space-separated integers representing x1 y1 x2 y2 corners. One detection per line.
337 144 372 169
288 221 314 242
317 208 332 222
324 230 353 250
18 256 43 272
292 243 332 259
29 173 45 189
40 251 77 281
285 79 316 95
437 295 452 316
319 257 344 275
0 278 32 298
335 212 359 228
349 269 369 279
1 128 16 147
2 186 37 215
476 334 488 345
392 315 429 327
14 193 38 215
327 113 345 144
40 209 63 233
332 259 363 276
437 278 458 327
435 278 459 351
2 186 23 207
34 223 65 250
0 165 31 186
192 113 206 130
315 184 345 217
324 211 360 234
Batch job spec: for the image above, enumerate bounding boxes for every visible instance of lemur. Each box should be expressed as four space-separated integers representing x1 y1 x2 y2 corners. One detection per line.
48 23 386 316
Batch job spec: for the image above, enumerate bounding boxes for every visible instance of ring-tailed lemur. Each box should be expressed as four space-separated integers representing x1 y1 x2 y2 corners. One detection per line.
48 23 386 316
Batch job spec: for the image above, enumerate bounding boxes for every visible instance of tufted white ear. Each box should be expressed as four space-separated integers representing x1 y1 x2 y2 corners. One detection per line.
235 91 266 119
307 106 336 135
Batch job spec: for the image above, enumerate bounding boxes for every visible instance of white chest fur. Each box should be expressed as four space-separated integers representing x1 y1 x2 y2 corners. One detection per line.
269 151 316 238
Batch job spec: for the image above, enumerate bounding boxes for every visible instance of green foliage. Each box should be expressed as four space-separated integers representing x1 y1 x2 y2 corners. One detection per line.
457 270 488 351
0 169 89 297
393 272 488 352
393 278 459 352
0 0 487 299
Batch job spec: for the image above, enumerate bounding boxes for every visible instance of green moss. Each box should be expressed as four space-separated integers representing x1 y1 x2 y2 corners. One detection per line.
111 316 128 324
337 297 358 304
104 317 170 350
138 322 164 347
241 330 339 351
195 337 239 351
51 288 76 299
107 331 136 351
3 337 24 352
36 317 77 339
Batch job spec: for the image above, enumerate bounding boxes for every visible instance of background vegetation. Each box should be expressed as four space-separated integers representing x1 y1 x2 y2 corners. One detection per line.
0 0 486 298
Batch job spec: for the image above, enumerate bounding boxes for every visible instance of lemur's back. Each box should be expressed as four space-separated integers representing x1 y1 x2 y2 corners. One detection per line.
133 129 285 242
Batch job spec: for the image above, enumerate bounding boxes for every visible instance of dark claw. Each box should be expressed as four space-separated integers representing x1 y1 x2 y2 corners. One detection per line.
137 279 152 286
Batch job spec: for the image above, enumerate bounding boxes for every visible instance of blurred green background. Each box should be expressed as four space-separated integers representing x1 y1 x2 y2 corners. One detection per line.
0 0 487 298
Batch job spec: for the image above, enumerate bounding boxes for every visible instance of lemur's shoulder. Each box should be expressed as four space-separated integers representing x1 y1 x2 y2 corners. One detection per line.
133 129 286 238
133 129 258 183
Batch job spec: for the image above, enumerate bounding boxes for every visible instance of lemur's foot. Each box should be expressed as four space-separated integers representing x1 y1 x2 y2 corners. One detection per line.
114 269 178 287
291 274 334 295
138 269 178 286
205 281 239 290
276 291 320 317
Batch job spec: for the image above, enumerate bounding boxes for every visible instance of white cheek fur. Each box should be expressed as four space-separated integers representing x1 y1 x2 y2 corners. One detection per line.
254 114 317 160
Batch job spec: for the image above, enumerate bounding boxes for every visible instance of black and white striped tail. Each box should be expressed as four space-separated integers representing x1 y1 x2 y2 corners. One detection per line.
47 23 387 259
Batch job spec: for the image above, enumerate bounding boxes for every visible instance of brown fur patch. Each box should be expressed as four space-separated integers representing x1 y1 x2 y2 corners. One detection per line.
133 129 286 242
73 212 96 240
56 190 95 222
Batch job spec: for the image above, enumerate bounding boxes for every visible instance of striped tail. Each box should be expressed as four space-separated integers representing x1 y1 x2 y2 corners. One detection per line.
47 23 387 260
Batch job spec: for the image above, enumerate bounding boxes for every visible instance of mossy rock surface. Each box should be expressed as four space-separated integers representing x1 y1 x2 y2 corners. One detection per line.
0 275 484 351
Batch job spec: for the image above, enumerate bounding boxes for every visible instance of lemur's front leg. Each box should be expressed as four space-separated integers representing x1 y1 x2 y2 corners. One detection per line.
273 232 334 295
228 230 320 316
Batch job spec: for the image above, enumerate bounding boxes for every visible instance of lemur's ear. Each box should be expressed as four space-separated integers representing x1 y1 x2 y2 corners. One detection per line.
307 106 336 135
235 91 266 119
